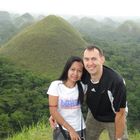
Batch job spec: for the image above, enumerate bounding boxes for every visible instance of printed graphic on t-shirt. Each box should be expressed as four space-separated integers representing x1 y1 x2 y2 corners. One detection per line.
60 99 80 109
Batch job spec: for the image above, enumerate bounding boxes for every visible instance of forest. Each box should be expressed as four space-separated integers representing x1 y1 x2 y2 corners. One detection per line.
0 11 140 139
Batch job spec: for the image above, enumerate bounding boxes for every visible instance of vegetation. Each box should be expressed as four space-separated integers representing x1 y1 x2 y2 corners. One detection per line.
0 15 87 79
6 120 52 140
0 57 50 138
0 11 35 45
6 122 140 140
0 13 140 139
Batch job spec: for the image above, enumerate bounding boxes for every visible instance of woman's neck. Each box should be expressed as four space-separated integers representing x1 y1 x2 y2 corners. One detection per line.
63 80 76 88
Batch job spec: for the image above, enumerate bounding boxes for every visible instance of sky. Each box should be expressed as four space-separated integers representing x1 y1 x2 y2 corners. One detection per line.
0 0 140 17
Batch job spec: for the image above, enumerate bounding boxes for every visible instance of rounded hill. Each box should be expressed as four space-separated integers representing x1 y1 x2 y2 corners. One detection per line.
0 15 87 78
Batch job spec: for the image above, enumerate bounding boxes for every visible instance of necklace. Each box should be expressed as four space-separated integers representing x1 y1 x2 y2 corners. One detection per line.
91 79 99 84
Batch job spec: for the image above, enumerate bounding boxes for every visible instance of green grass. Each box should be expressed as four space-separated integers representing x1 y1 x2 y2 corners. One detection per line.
99 130 140 140
6 121 140 140
100 130 140 140
6 121 53 140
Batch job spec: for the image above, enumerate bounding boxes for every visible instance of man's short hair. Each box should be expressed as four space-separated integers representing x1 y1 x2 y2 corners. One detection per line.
85 45 104 56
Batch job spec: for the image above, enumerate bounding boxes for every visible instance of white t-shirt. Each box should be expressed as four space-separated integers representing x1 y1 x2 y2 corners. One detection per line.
47 80 86 131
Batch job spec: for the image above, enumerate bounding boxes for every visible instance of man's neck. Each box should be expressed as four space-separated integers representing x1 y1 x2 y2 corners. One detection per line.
91 67 103 83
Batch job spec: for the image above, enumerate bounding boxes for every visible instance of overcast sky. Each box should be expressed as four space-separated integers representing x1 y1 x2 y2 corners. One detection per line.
0 0 140 17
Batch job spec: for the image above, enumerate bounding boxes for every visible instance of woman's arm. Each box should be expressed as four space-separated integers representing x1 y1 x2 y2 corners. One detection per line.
49 115 57 129
49 95 80 140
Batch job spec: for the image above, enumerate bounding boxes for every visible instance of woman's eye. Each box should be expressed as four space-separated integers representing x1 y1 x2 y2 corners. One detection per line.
71 68 75 71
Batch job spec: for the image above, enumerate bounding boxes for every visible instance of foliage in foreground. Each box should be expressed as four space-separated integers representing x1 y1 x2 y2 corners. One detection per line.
0 57 50 138
6 120 52 140
6 121 140 140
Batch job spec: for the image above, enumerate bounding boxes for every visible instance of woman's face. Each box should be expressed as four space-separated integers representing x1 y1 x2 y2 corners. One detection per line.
67 61 83 83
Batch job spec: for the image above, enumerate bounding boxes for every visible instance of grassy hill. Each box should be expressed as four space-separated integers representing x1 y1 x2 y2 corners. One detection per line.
13 13 34 29
116 20 140 38
0 11 17 45
0 15 87 79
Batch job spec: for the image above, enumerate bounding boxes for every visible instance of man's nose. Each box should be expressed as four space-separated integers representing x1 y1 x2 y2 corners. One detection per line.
88 59 94 65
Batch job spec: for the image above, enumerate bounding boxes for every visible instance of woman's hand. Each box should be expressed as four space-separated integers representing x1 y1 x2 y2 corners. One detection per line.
69 129 81 140
49 116 57 129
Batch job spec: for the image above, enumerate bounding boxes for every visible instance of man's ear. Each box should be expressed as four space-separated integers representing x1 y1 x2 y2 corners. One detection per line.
101 56 105 64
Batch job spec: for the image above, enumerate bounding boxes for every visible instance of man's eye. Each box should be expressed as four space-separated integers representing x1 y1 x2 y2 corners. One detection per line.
92 58 96 61
84 58 88 61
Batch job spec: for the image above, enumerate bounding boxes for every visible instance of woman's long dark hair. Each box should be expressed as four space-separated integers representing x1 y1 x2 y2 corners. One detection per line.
58 56 87 104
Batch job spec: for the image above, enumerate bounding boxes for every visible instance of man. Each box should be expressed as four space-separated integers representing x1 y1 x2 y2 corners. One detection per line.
83 45 128 140
49 45 128 140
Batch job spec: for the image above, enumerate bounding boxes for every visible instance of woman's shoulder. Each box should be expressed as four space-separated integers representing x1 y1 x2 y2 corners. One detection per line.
47 80 63 95
51 80 62 85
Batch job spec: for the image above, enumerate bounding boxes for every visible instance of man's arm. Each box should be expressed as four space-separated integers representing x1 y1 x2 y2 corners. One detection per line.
115 108 125 139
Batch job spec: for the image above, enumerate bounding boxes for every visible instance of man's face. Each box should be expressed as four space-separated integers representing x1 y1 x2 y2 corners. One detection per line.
83 48 105 76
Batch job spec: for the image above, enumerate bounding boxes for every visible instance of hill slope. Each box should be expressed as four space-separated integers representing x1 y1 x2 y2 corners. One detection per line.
0 11 17 45
0 15 87 78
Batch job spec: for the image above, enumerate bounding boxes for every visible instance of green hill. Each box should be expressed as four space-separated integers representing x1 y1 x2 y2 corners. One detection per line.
0 15 87 79
116 20 140 35
13 13 35 29
0 11 17 45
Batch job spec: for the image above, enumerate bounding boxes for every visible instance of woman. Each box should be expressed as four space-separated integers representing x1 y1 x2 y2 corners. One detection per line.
47 56 86 140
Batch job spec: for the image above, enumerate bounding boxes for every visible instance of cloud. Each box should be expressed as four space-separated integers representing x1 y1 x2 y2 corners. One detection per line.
0 0 140 16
